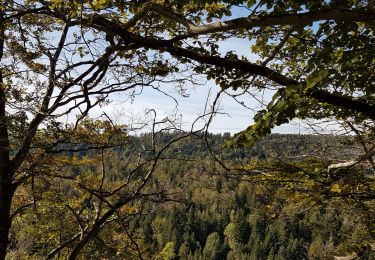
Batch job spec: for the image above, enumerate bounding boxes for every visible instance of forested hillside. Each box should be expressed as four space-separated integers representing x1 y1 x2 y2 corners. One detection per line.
10 134 375 259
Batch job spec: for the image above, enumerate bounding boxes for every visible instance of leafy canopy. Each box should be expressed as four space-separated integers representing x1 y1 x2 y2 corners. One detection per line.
3 0 373 148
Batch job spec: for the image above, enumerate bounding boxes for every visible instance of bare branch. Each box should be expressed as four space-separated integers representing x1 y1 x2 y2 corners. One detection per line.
47 233 80 259
328 146 375 172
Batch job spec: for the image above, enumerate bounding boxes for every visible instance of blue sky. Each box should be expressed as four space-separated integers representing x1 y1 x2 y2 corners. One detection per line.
93 36 303 135
89 4 317 135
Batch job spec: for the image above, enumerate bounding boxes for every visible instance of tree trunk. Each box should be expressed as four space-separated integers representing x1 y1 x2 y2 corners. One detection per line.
0 78 12 260
0 15 13 259
0 176 13 260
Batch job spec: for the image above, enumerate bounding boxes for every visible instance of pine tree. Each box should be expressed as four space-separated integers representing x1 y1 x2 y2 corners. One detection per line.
203 232 222 260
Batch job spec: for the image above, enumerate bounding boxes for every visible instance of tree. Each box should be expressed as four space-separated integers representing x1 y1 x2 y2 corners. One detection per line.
0 0 374 259
202 232 222 260
157 241 177 260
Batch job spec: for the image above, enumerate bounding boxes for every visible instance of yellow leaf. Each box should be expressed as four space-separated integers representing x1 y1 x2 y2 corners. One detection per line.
331 184 341 193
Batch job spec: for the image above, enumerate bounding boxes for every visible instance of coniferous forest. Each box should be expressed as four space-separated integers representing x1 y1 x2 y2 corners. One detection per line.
9 133 375 259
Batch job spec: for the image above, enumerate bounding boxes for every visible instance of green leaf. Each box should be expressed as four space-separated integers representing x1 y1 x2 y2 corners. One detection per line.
306 69 330 89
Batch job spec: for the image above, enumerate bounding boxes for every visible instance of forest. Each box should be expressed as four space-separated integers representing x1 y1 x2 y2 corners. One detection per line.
0 0 374 259
9 133 375 259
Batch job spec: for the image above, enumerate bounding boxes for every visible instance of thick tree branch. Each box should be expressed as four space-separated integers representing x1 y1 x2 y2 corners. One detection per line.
91 16 296 85
91 16 375 121
150 6 375 35
307 89 375 120
0 7 49 25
